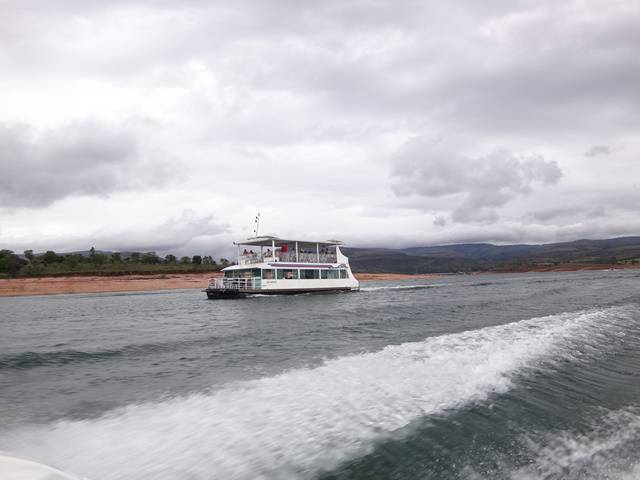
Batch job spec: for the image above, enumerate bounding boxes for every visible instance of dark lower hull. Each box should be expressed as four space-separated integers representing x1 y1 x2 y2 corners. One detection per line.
205 287 355 299
205 288 245 299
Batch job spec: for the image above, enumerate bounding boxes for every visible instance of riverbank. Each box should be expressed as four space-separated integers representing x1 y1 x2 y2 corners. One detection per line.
0 273 217 297
0 272 442 297
0 266 635 297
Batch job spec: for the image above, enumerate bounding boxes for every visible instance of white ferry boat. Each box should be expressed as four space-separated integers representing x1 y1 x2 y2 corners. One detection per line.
205 236 360 299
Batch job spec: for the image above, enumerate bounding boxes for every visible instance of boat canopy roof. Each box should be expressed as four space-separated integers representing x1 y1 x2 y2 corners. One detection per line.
234 236 341 247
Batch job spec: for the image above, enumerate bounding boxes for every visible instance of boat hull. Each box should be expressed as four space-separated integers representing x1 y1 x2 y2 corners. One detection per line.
205 287 357 299
205 288 245 299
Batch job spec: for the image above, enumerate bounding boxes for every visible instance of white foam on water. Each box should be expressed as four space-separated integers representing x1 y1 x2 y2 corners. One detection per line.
1 306 634 480
511 407 640 480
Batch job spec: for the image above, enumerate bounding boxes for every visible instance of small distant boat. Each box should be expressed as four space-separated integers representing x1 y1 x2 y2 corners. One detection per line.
205 236 360 299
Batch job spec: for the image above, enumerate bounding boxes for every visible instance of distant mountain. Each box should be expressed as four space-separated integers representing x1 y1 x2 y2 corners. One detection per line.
400 243 537 261
399 237 640 262
342 248 487 274
344 236 640 273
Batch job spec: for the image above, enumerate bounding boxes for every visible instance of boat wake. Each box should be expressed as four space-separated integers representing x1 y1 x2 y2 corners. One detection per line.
510 407 640 480
359 280 500 292
1 305 636 480
359 283 448 292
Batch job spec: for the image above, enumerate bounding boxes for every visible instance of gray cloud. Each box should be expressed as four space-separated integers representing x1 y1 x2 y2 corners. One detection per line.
4 210 232 257
523 207 583 223
585 145 612 157
391 137 562 224
89 210 230 255
433 216 447 227
0 121 175 208
5 1 639 139
521 206 608 225
0 0 638 250
211 0 640 138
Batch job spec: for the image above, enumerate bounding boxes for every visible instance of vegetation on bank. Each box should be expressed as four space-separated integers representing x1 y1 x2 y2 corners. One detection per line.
0 248 231 278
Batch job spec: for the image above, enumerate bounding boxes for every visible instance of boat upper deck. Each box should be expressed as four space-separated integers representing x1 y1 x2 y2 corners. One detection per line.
234 236 342 266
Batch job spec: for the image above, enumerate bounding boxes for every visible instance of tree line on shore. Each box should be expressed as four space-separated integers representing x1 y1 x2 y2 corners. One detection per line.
0 247 231 277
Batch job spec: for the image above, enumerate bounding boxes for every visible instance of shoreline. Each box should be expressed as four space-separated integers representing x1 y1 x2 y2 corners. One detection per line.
0 272 439 297
0 273 217 297
0 266 636 297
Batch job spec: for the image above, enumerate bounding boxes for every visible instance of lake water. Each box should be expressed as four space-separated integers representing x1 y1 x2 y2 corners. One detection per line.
1 270 640 479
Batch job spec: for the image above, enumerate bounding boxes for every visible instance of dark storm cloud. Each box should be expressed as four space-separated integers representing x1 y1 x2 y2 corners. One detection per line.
0 121 173 208
391 137 562 224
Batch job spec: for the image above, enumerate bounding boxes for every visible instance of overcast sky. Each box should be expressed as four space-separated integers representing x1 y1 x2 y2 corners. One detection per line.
1 0 639 256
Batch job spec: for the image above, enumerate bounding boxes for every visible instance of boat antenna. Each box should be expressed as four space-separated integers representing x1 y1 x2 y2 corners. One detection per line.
253 212 261 237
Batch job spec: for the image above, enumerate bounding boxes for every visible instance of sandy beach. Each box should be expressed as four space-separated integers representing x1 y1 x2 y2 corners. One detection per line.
0 272 442 297
0 273 220 297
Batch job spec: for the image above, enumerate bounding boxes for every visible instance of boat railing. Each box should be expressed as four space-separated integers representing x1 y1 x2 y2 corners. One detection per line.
238 254 262 265
237 252 337 265
298 253 337 263
208 277 225 289
208 277 261 290
276 252 338 263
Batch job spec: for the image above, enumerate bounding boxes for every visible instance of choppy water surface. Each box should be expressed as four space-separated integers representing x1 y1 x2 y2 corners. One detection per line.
1 270 640 479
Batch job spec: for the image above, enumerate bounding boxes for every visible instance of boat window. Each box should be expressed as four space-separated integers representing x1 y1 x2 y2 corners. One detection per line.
339 269 348 279
321 269 339 279
277 269 298 279
300 269 320 280
262 269 275 279
226 269 260 278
